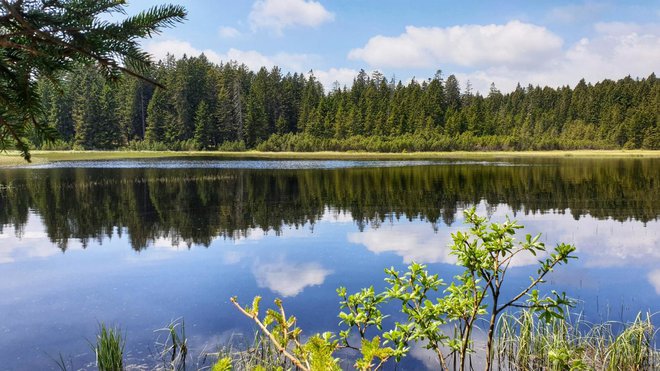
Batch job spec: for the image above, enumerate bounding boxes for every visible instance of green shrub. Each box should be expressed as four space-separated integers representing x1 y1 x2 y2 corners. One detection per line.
232 208 578 371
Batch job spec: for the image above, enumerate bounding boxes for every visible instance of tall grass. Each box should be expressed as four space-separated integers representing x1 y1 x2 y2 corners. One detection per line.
92 323 125 371
496 310 659 370
208 331 296 371
60 314 658 370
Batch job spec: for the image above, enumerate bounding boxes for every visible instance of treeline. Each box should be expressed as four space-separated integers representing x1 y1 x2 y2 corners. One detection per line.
36 54 659 151
1 159 658 250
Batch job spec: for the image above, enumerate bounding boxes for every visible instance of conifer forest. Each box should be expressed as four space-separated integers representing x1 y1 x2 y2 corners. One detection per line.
38 55 659 152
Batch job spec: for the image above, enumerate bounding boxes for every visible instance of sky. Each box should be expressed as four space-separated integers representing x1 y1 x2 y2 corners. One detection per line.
124 0 660 93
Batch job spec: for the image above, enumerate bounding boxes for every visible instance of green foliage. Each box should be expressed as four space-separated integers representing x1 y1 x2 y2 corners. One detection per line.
381 263 451 363
0 0 186 160
122 140 170 151
230 296 341 371
299 333 341 371
37 139 72 150
355 336 394 371
605 313 657 370
210 330 292 370
231 210 580 370
211 357 232 371
92 323 124 371
217 140 247 152
336 209 577 370
338 286 387 340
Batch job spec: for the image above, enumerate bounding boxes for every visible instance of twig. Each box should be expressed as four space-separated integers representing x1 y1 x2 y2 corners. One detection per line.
230 297 309 371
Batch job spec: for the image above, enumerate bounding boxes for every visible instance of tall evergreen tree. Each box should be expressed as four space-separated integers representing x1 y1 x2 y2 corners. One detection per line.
194 101 215 149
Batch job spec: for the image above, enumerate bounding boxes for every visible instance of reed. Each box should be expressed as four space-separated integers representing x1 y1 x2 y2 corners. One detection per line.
154 318 189 371
495 310 659 370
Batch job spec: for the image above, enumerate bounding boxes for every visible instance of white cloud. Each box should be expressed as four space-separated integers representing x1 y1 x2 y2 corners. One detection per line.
454 22 660 93
145 39 315 71
249 0 334 33
218 26 241 39
350 20 660 94
146 39 202 61
253 259 332 297
648 269 660 295
348 21 563 69
312 68 359 90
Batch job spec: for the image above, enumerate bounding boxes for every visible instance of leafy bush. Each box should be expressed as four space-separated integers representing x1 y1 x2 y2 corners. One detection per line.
232 208 578 370
37 140 73 150
217 140 247 152
122 140 170 151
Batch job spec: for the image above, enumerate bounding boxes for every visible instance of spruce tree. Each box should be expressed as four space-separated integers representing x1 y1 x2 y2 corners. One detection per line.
194 101 215 149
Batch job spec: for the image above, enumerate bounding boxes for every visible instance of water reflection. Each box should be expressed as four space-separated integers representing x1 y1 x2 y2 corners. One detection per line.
348 206 660 298
0 158 658 252
0 158 658 369
253 260 333 297
649 270 660 294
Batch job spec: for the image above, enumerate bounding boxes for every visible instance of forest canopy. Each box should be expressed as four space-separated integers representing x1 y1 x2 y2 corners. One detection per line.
37 54 659 152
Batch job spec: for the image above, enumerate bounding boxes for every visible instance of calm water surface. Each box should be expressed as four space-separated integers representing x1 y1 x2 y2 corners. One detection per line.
0 157 658 370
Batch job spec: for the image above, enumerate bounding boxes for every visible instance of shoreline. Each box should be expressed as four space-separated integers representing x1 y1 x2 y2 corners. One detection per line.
1 149 660 167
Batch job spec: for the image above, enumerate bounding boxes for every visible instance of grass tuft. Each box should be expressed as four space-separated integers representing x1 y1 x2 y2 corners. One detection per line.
92 323 125 371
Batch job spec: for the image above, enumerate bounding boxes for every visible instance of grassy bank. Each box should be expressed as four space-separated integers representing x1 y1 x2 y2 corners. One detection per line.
1 149 660 167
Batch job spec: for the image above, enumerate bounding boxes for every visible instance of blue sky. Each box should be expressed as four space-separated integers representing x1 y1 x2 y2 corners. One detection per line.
126 0 660 93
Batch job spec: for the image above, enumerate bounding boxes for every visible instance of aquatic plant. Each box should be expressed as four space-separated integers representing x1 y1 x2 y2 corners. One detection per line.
92 323 125 371
154 318 188 371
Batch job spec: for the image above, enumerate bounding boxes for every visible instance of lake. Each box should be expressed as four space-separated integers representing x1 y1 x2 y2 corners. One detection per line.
0 157 658 370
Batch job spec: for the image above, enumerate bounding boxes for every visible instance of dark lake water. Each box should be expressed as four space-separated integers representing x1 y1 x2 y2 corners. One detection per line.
0 157 658 370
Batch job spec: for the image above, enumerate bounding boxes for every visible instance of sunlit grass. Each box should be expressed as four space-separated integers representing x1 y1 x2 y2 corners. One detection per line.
496 310 659 370
1 149 659 167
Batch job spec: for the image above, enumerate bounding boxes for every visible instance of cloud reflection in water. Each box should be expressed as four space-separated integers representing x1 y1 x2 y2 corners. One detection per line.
253 259 333 297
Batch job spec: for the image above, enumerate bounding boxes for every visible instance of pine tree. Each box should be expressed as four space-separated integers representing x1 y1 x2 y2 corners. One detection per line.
216 86 235 142
445 75 462 111
146 59 176 143
96 84 120 149
245 71 269 146
194 101 215 149
425 70 446 130
73 69 104 149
